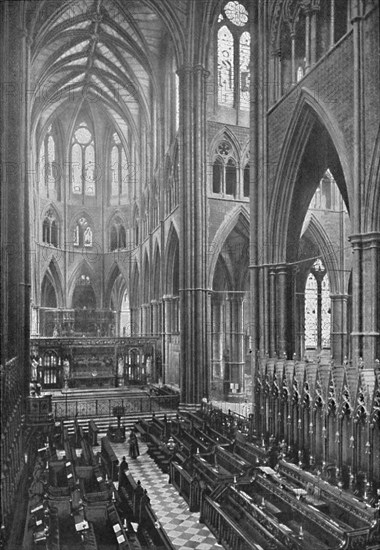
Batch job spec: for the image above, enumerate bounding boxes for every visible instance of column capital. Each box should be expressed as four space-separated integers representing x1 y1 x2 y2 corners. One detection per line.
176 64 209 79
349 232 380 247
276 263 289 274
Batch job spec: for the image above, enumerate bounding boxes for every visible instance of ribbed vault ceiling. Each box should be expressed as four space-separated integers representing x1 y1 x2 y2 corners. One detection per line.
30 0 171 135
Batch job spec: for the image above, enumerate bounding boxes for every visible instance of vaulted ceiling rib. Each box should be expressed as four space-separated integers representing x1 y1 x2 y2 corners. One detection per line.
30 0 166 134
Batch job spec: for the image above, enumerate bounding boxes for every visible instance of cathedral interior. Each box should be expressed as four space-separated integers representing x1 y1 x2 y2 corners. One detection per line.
1 0 380 549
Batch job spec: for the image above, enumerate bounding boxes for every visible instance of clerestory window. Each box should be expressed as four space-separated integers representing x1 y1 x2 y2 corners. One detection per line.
110 132 129 199
71 122 96 196
217 1 250 111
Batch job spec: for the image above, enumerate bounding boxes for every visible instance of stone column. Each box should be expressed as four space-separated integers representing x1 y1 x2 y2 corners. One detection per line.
350 234 380 365
277 265 288 357
228 293 245 395
177 64 208 405
161 295 171 383
349 1 366 365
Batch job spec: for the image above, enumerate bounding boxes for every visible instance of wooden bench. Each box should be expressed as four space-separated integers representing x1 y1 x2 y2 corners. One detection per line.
100 437 119 481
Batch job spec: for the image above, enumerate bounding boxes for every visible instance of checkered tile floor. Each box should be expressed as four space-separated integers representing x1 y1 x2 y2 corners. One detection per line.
110 437 222 550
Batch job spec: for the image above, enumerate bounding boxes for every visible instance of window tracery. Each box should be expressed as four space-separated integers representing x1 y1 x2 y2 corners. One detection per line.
39 125 59 197
42 209 59 247
217 2 250 110
71 122 96 196
212 138 243 198
304 259 331 350
110 132 128 199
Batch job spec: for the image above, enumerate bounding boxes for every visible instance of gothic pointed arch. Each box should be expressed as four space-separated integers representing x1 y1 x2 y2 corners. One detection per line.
269 88 351 264
104 263 128 309
43 257 64 307
130 262 140 309
364 126 380 232
67 260 97 308
208 205 249 287
152 241 161 300
210 126 241 162
301 214 341 295
142 251 150 304
165 223 179 296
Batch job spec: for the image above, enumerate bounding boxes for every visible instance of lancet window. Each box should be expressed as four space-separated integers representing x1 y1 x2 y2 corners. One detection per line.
110 132 128 199
217 1 250 110
71 122 96 196
39 125 58 197
305 259 331 350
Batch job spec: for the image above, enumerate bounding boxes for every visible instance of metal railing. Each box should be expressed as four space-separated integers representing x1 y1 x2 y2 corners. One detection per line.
53 393 179 420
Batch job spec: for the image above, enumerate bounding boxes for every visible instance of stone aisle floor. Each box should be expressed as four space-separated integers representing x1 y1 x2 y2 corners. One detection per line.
110 437 222 550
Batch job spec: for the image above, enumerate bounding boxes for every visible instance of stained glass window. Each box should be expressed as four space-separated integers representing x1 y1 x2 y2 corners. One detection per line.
111 145 119 196
121 148 128 195
224 1 248 26
39 125 57 194
217 2 250 110
84 226 93 247
72 143 82 194
110 132 129 198
305 273 318 348
218 26 234 107
84 144 95 196
321 275 331 348
239 31 250 109
71 122 96 196
304 260 331 351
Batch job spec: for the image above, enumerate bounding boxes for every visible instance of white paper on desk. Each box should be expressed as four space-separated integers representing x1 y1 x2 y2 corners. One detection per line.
75 520 88 531
31 504 43 514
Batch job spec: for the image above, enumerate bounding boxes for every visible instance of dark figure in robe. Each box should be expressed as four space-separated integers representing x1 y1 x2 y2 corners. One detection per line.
119 456 129 487
129 430 140 459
